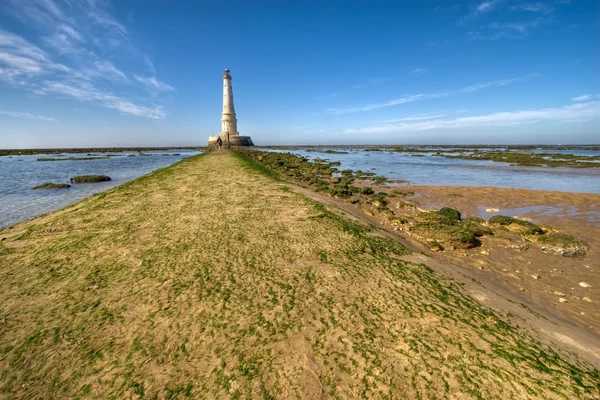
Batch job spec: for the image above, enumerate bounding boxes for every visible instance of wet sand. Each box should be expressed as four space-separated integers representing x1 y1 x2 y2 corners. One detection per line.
398 185 600 336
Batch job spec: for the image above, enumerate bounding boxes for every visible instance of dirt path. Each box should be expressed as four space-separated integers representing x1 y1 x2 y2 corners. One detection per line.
0 150 598 399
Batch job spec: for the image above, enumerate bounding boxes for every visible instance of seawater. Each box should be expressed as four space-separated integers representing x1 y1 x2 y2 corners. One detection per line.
0 151 201 228
265 148 600 194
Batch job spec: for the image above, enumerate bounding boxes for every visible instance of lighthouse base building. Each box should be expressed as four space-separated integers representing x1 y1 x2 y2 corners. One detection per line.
208 68 254 147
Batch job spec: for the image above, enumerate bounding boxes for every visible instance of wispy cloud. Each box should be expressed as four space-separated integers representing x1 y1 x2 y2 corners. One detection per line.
344 101 600 134
0 110 56 121
0 0 173 119
512 3 555 13
469 16 551 40
411 68 428 74
476 0 503 14
572 94 592 102
134 76 175 92
40 81 165 119
325 76 530 115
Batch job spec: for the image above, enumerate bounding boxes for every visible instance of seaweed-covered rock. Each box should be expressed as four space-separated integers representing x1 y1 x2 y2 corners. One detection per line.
70 175 111 184
33 182 71 190
488 215 543 235
537 234 589 257
462 218 493 237
412 211 480 249
361 187 375 195
438 207 461 221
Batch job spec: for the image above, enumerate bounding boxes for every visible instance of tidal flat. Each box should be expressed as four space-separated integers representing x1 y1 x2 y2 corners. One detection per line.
0 150 598 399
261 145 600 194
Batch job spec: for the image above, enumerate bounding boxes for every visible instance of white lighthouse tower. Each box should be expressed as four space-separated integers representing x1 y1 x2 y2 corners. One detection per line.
208 68 254 147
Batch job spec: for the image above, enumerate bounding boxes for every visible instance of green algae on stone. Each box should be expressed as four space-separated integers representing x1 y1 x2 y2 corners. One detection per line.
70 175 111 184
537 234 590 257
32 182 71 190
488 215 543 235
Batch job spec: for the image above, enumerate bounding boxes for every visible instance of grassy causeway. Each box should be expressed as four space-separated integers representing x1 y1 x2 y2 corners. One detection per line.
0 150 598 399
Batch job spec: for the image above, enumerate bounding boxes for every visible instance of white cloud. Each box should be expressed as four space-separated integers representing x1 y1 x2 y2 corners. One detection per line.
0 0 173 119
134 75 175 92
325 76 529 115
572 94 592 102
0 110 56 121
411 68 428 74
345 101 600 134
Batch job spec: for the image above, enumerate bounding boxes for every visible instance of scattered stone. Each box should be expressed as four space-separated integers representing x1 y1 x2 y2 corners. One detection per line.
583 297 592 303
519 287 525 291
480 250 489 256
70 175 111 184
579 282 591 288
33 182 71 190
553 291 566 297
485 208 499 212
531 274 540 280
511 244 530 252
558 298 568 303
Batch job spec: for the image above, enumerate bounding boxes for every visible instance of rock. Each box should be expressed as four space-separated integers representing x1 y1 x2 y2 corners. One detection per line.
583 297 592 303
531 274 540 280
70 175 111 184
537 234 589 257
426 240 444 252
519 287 525 291
438 207 461 221
558 298 568 303
480 250 489 256
485 208 499 212
553 291 566 297
579 282 591 288
33 182 71 190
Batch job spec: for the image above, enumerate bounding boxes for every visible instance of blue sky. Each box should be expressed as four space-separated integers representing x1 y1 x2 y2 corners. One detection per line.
0 0 598 147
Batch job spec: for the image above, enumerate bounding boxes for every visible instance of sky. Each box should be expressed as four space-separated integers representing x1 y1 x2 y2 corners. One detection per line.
0 0 598 148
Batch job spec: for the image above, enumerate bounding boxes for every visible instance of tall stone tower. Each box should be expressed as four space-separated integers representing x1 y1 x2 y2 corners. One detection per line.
208 68 254 147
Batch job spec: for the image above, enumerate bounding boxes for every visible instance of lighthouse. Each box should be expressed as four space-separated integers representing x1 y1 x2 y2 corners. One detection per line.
208 68 254 147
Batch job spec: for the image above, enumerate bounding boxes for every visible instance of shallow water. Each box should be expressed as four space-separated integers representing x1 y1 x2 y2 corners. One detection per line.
265 148 600 194
477 205 600 225
0 151 201 228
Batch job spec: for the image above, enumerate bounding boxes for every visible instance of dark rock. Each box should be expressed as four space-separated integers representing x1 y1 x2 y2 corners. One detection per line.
33 183 71 190
70 175 111 183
